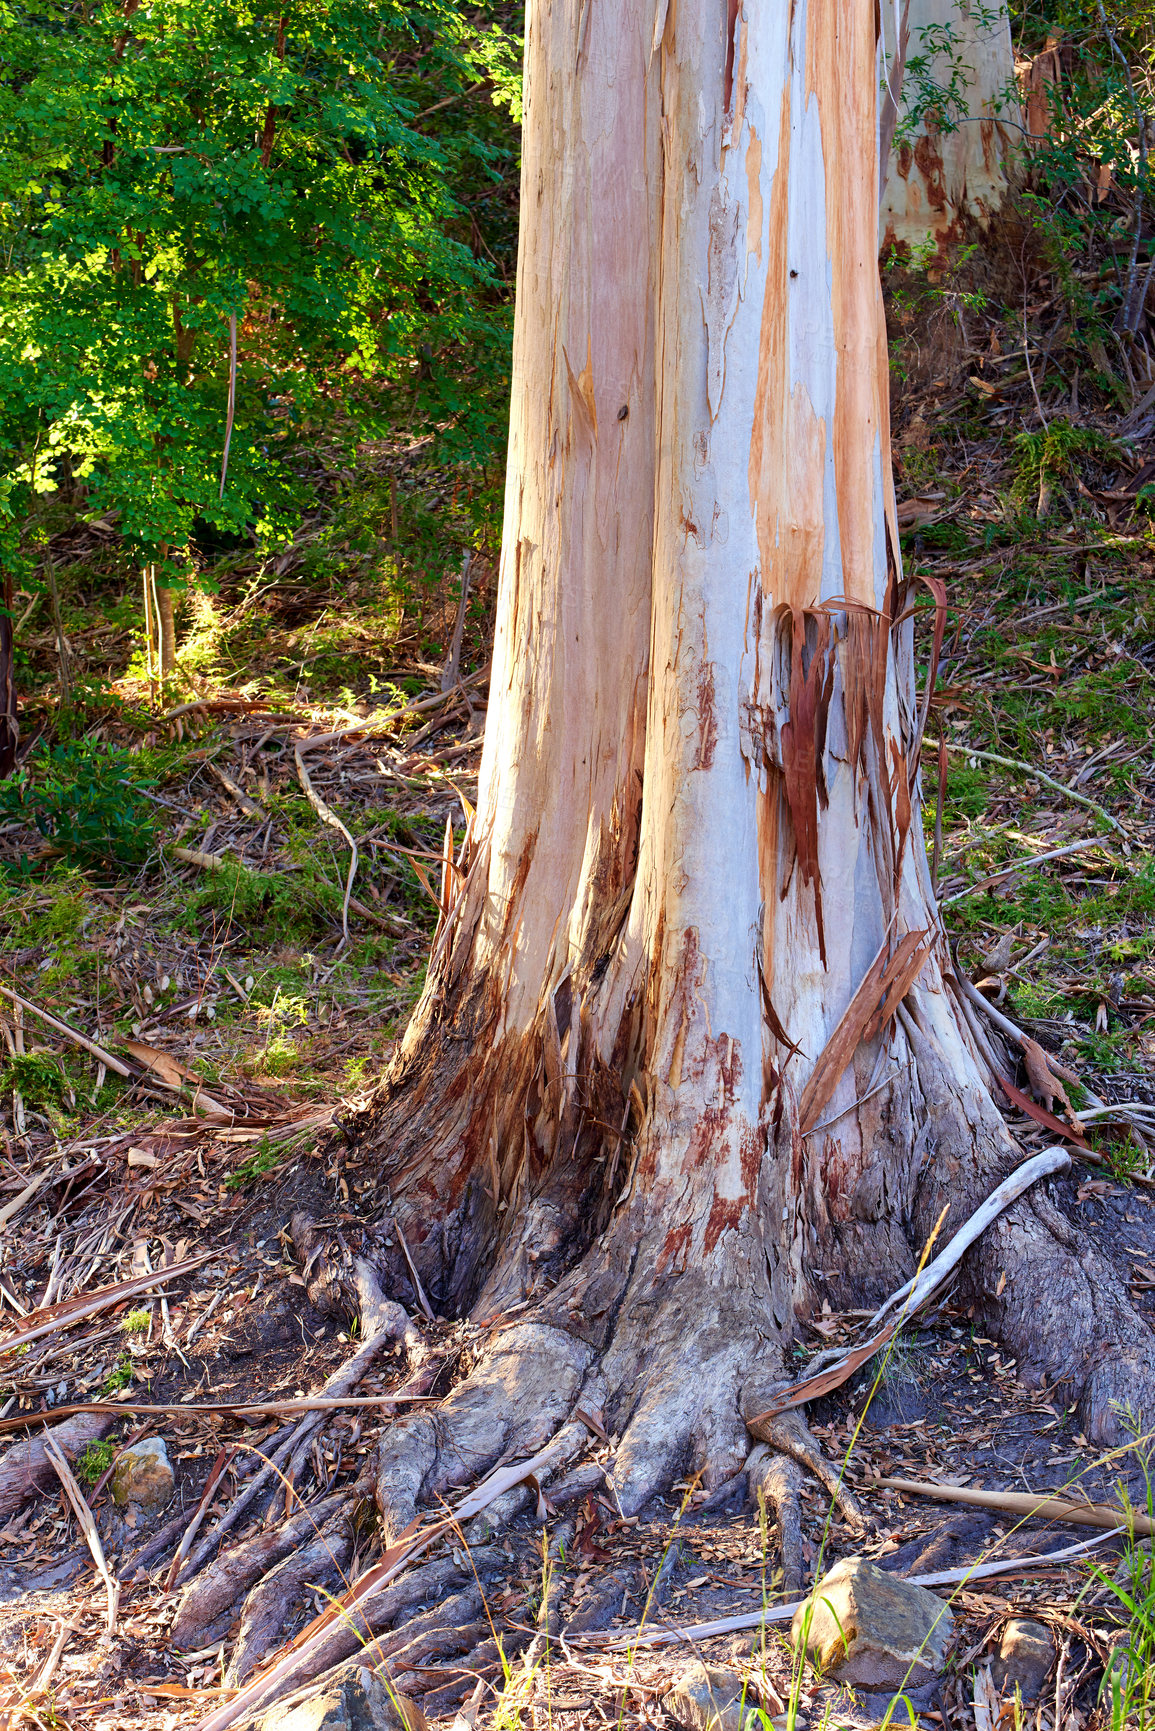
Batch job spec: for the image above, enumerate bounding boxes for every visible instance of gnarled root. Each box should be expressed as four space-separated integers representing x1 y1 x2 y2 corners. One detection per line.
747 1444 804 1592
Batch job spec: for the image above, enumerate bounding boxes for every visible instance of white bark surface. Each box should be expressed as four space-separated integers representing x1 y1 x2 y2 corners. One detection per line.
881 0 1021 250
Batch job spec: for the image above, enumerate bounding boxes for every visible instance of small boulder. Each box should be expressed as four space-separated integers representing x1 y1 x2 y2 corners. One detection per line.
663 1661 764 1731
242 1663 426 1731
110 1437 174 1512
993 1619 1054 1702
791 1556 954 1688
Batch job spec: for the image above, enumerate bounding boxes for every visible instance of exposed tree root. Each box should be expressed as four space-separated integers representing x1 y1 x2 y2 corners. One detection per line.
747 1445 804 1592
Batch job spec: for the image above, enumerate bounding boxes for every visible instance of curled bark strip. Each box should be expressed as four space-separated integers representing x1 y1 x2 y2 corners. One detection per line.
798 928 933 1133
293 745 358 943
994 1072 1090 1149
878 1477 1155 1538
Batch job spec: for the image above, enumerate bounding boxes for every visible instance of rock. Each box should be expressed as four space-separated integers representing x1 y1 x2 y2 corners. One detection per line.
663 1661 765 1731
110 1437 174 1512
241 1662 427 1731
791 1556 954 1688
993 1619 1054 1702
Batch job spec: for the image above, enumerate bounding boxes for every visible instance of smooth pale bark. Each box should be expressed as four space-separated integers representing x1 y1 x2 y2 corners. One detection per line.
353 0 1154 1524
880 0 1020 251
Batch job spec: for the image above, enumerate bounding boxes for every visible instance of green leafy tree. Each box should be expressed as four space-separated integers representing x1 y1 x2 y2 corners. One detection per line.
0 0 517 590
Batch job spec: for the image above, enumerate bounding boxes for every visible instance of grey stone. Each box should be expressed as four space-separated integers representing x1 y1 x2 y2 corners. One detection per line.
110 1437 174 1511
242 1662 427 1731
663 1661 766 1731
993 1619 1054 1703
791 1556 954 1688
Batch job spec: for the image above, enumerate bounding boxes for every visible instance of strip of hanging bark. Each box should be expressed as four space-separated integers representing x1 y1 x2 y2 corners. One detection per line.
44 1436 120 1631
596 1531 1115 1649
293 747 358 943
746 1148 1070 1427
0 1254 213 1355
798 928 933 1134
878 1477 1155 1538
779 608 834 964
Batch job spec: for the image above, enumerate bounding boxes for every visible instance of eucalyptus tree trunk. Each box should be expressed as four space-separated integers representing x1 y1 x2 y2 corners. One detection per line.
350 0 1153 1527
881 0 1021 253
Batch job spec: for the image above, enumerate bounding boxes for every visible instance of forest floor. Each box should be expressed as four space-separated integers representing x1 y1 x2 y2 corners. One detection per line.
2 259 1155 1731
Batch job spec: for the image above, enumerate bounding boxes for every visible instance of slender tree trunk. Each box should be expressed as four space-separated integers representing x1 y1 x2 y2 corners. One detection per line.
880 0 1021 253
0 570 16 780
156 582 177 681
349 0 1155 1530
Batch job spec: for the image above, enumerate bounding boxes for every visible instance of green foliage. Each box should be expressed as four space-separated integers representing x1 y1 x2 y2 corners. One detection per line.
892 3 1015 144
226 1133 282 1188
102 1354 133 1393
76 1437 115 1484
0 0 517 580
1012 418 1118 510
121 1308 151 1333
0 1050 70 1110
0 741 158 868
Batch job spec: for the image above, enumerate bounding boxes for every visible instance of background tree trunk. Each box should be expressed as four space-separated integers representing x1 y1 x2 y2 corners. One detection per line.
881 0 1021 253
351 0 1155 1528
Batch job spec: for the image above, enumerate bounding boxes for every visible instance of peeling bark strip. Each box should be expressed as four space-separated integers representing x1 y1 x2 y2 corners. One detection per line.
797 929 933 1133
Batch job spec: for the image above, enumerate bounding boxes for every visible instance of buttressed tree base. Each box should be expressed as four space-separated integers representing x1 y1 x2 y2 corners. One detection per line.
347 0 1152 1529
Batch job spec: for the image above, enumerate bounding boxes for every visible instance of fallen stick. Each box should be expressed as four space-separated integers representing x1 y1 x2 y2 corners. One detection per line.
942 834 1112 904
0 1253 214 1356
746 1148 1069 1427
294 747 358 943
878 1476 1155 1538
597 1531 1116 1649
943 742 1125 834
0 1391 438 1438
45 1435 120 1632
0 980 133 1079
206 759 268 822
0 1165 52 1232
867 1146 1070 1329
0 982 231 1120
